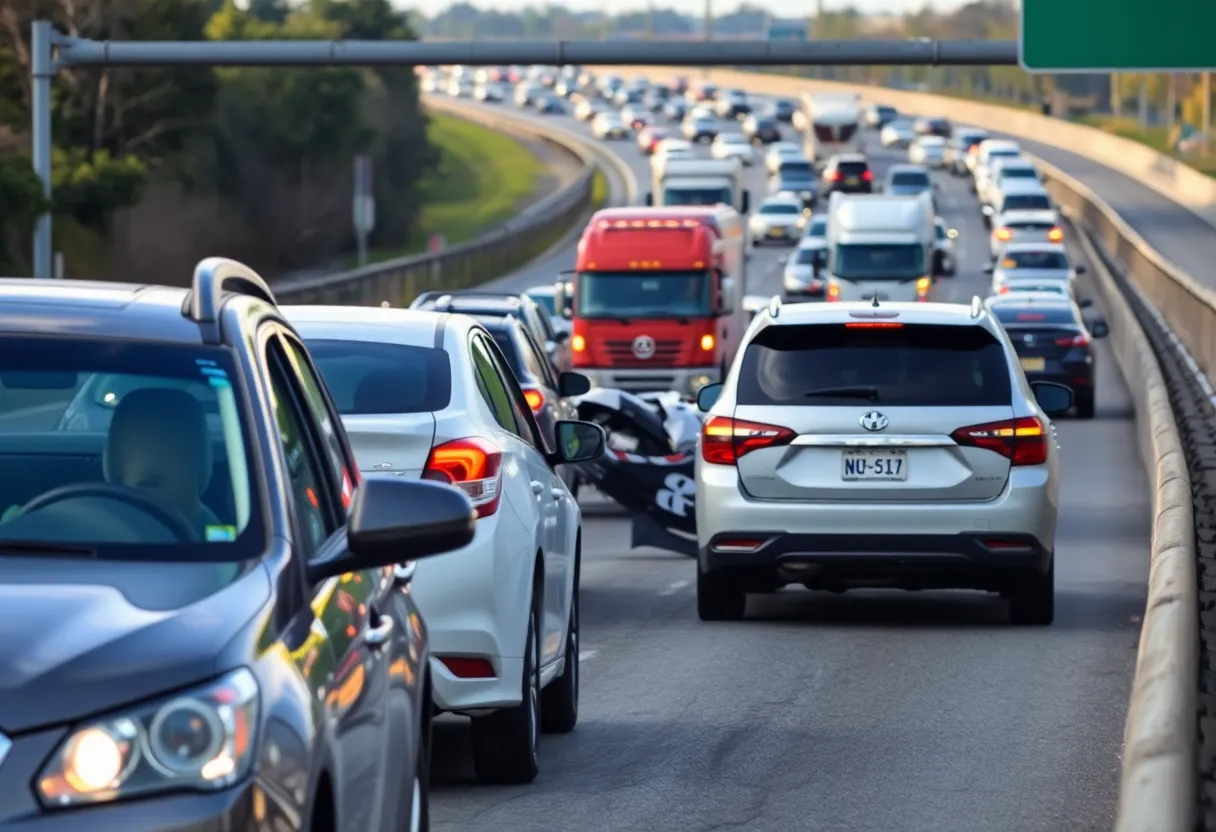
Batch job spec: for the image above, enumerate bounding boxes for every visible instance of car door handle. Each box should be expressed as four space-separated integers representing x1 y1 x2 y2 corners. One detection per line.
364 613 393 648
531 480 545 496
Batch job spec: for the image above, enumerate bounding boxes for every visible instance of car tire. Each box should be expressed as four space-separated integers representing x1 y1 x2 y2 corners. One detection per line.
1075 391 1096 419
541 557 579 734
1007 560 1054 626
697 564 747 621
409 676 432 832
470 599 541 784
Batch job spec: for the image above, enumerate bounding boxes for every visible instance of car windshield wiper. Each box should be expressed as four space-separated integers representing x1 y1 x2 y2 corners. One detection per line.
0 539 98 557
802 386 881 401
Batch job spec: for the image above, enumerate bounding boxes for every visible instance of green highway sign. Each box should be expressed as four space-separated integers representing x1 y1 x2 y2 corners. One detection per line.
1021 0 1216 72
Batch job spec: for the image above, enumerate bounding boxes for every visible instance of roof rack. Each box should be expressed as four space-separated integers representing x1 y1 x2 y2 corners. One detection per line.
183 258 276 343
767 295 782 318
411 290 524 312
970 295 983 318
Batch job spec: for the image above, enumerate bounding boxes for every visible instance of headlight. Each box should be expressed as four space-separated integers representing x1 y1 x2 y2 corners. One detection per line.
37 668 259 808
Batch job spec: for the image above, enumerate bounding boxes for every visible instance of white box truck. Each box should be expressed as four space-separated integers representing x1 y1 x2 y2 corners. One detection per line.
647 158 751 214
797 92 865 164
824 190 937 303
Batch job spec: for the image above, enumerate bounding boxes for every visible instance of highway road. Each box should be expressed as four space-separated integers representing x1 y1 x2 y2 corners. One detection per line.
429 92 1151 831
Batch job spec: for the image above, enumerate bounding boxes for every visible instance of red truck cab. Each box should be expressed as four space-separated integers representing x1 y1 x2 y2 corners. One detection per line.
566 206 745 397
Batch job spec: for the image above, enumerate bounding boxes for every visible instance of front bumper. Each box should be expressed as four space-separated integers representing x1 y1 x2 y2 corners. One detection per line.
753 225 801 243
580 366 720 397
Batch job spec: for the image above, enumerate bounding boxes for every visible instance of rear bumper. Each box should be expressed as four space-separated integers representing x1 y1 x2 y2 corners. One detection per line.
580 365 719 397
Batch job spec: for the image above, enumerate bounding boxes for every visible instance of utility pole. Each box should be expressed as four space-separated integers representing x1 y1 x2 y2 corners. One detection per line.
1165 74 1175 137
1203 72 1212 158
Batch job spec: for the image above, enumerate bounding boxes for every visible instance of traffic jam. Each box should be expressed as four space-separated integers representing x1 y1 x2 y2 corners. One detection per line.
0 64 1110 832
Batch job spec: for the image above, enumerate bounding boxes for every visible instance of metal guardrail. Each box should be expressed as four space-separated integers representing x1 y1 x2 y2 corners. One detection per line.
274 96 598 306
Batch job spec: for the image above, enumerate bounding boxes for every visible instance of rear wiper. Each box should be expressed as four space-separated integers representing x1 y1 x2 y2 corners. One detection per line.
0 540 98 558
802 386 880 401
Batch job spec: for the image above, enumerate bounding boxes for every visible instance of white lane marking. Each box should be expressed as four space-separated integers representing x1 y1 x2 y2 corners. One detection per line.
659 579 691 596
578 650 598 662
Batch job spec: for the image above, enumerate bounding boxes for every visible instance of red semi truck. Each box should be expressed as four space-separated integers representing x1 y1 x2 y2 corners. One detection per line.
560 206 746 397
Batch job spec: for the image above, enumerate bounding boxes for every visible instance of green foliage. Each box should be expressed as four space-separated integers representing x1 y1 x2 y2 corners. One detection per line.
51 147 147 230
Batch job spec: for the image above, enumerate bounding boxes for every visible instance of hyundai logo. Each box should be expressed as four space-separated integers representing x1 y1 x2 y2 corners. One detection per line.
632 335 656 360
859 411 889 432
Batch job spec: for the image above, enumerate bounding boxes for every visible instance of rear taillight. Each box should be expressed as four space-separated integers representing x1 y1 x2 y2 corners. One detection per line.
423 437 503 518
997 285 1010 294
701 416 796 466
1055 333 1089 347
861 170 873 182
828 171 841 182
1047 227 1064 242
522 387 545 411
951 416 1048 466
827 283 841 301
994 227 1013 241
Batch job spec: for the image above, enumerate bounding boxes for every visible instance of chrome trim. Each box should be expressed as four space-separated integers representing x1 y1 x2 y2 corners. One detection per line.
791 434 956 447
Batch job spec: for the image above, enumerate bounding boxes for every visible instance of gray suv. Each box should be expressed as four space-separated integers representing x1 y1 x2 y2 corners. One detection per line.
693 298 1073 626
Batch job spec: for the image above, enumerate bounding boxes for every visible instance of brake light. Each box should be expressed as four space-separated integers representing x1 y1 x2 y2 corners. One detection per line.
423 437 503 518
522 387 545 411
438 657 496 679
998 285 1010 294
700 333 715 351
845 321 903 328
571 334 586 352
701 416 796 466
951 416 1048 466
995 227 1013 241
1047 227 1064 242
1055 333 1089 347
861 170 873 182
827 283 841 301
827 170 841 181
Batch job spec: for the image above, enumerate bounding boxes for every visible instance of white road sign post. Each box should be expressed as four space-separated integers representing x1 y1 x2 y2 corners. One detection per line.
353 154 375 267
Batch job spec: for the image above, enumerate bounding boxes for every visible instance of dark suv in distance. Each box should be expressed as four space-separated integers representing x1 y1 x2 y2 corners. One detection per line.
0 259 477 831
988 296 1109 418
821 154 874 196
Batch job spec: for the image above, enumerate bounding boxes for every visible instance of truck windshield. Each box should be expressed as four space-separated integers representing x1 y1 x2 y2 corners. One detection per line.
663 187 733 207
577 271 712 318
1001 194 1052 211
832 243 925 280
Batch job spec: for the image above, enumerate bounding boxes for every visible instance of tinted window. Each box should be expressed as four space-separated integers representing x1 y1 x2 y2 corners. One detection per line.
663 186 732 206
577 271 711 317
831 243 924 280
807 218 828 236
279 336 353 513
761 203 800 214
527 292 557 316
1001 250 1070 270
836 161 869 174
999 168 1037 179
992 306 1078 325
1001 194 1052 211
988 149 1021 162
486 328 526 378
779 161 814 176
469 335 517 432
306 339 452 415
890 171 929 186
738 324 1011 407
795 247 824 265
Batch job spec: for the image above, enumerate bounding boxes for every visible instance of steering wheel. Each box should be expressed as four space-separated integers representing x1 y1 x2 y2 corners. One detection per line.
18 483 201 542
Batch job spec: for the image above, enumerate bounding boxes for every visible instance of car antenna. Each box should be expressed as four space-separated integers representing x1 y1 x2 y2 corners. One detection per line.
871 294 881 308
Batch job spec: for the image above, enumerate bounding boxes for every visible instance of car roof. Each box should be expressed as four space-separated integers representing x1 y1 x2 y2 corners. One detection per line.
831 153 868 163
888 163 930 174
762 300 994 329
1000 241 1068 254
995 158 1037 169
717 132 746 140
525 285 556 297
762 194 803 206
0 278 213 343
281 305 457 347
981 138 1021 150
996 179 1050 194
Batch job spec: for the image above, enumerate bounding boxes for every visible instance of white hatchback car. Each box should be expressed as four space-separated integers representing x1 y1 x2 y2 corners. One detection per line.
693 299 1074 626
711 132 755 165
283 305 606 784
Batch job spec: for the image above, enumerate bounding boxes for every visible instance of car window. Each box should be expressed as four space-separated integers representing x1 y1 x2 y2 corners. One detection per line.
531 303 557 343
836 161 869 175
469 333 518 433
761 203 800 214
738 323 1012 407
279 334 356 512
518 325 559 390
1001 194 1052 212
992 306 1078 325
266 343 337 557
305 338 452 415
480 333 543 449
0 338 260 554
890 171 929 186
935 224 947 240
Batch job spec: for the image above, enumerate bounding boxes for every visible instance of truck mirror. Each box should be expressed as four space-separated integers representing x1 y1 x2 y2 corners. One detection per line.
741 191 751 213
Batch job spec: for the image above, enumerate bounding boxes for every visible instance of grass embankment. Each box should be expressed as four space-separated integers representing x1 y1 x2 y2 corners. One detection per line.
1073 115 1216 178
353 113 544 267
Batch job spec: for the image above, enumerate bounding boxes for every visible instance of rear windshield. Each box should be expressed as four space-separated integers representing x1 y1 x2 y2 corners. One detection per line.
795 247 824 265
807 218 828 236
779 161 814 176
992 307 1077 325
738 324 1011 407
836 161 869 174
989 148 1021 159
1001 250 1069 269
999 167 1037 179
891 171 929 186
761 203 801 214
1001 194 1052 211
306 339 452 415
1005 284 1067 296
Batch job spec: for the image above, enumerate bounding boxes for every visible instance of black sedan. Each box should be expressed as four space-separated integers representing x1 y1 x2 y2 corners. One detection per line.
989 296 1109 418
771 98 797 123
742 114 781 144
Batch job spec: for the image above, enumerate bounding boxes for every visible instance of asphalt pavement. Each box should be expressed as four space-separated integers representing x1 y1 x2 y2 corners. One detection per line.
431 93 1150 832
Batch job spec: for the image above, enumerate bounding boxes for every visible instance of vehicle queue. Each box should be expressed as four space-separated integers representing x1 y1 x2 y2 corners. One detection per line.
0 64 1109 832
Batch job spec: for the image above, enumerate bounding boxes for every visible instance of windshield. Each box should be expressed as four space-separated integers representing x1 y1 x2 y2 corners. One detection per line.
761 203 801 214
1002 194 1052 212
526 292 557 315
577 271 711 318
663 186 732 206
806 218 828 236
831 243 925 280
890 172 930 187
306 339 452 415
1001 250 1070 269
779 161 814 177
795 247 824 266
0 338 260 555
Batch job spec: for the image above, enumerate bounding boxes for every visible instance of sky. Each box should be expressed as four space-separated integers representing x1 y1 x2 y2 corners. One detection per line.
410 0 969 18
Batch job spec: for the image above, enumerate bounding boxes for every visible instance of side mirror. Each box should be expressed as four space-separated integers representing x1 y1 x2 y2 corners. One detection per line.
931 250 946 277
980 205 994 216
696 382 724 412
309 479 475 584
1030 381 1074 417
1090 319 1110 338
1078 297 1094 309
741 191 751 214
982 264 994 274
645 192 654 206
1074 265 1088 275
947 228 959 239
552 329 571 344
550 420 606 465
558 371 591 397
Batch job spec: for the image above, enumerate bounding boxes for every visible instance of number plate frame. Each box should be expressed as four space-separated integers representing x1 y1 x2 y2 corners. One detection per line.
1020 356 1046 372
841 449 908 481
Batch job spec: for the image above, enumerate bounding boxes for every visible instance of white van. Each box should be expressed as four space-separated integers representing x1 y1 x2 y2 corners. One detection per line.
798 93 864 164
824 191 936 302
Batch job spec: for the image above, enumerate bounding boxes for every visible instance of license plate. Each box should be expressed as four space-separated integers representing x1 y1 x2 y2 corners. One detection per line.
841 450 908 481
768 228 785 237
846 177 859 185
1021 357 1046 372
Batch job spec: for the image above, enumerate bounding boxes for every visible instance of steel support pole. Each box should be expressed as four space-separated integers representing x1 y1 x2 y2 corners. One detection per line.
31 21 55 279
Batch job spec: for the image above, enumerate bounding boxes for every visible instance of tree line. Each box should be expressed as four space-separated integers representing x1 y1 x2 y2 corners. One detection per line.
1 0 437 281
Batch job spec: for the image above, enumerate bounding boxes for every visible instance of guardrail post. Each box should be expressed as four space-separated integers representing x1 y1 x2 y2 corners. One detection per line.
31 21 55 279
